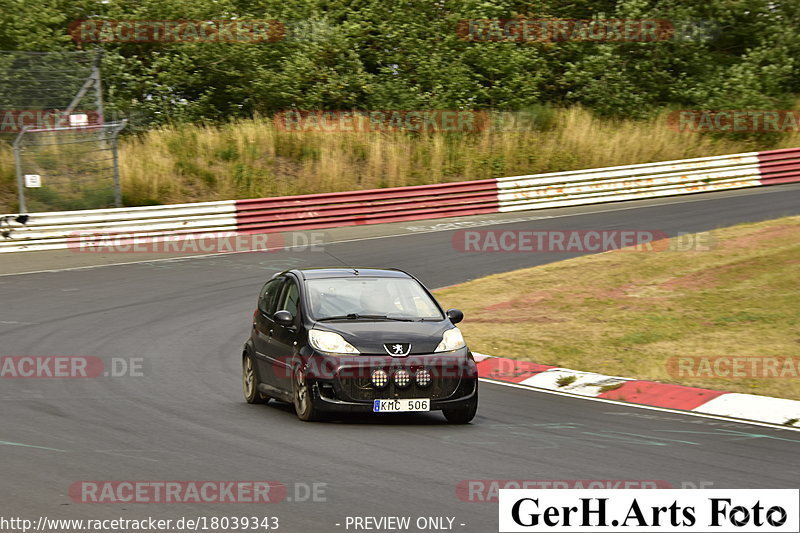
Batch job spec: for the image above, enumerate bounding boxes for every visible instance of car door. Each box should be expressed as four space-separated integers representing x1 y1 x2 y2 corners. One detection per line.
271 276 302 391
253 278 283 390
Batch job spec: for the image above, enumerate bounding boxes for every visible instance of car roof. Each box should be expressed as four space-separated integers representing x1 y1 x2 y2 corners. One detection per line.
292 268 413 280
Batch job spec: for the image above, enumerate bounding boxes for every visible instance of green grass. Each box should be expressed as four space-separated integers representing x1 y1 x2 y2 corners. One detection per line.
556 375 577 387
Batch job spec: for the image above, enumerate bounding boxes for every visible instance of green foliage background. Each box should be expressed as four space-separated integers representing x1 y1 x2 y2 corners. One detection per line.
0 0 797 126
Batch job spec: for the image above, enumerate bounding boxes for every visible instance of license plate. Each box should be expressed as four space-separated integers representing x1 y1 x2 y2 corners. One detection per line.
373 398 430 412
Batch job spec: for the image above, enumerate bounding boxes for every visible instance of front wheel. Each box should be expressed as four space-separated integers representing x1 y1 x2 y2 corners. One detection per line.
293 365 319 421
243 352 267 404
442 388 478 424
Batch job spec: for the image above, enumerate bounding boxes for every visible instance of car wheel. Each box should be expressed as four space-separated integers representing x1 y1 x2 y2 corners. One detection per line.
292 365 319 421
442 389 478 424
243 352 267 404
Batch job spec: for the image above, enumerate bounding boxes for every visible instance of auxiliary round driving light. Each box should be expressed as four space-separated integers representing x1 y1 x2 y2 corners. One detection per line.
394 369 411 388
371 369 388 388
415 369 432 387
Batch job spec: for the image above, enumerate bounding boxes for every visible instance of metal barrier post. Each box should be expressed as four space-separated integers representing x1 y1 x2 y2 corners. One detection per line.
12 126 29 214
111 119 127 207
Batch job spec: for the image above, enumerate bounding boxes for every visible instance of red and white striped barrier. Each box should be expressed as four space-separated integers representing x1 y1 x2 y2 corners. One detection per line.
236 180 499 234
2 147 798 252
0 200 238 253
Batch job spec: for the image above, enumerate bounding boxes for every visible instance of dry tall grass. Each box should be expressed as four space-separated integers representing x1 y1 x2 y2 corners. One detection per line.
2 106 799 211
0 142 16 209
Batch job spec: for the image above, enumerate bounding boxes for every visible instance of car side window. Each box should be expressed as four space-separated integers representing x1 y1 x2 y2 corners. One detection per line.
278 279 301 318
258 279 282 315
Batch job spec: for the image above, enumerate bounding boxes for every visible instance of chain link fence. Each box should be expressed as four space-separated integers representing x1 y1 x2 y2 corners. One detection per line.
0 49 126 212
13 121 126 212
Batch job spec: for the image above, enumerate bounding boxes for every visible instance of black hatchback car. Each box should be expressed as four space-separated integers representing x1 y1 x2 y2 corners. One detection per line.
242 268 478 423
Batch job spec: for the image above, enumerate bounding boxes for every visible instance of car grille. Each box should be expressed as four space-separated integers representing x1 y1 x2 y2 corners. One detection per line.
337 375 462 401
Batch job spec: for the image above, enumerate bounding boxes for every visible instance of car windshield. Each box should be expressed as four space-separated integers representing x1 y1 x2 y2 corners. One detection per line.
306 277 444 321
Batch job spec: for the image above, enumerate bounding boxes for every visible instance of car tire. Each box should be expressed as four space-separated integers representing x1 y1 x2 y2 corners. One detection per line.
442 388 478 424
293 364 319 421
243 351 268 404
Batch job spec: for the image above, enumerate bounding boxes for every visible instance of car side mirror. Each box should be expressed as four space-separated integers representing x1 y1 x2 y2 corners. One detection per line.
273 310 294 327
446 308 464 324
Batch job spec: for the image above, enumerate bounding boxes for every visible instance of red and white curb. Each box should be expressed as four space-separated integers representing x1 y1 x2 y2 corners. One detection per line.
473 353 800 427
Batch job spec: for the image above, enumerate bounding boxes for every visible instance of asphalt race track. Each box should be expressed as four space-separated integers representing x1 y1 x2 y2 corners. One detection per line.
1 184 799 532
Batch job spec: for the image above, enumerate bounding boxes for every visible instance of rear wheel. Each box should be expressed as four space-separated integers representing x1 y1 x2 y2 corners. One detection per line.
442 387 478 424
293 365 319 421
243 352 267 404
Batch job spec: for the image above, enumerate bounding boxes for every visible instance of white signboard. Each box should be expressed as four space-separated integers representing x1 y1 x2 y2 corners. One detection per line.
69 113 89 127
24 174 41 188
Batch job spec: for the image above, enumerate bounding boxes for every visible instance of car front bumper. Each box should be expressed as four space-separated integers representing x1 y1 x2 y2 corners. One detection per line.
311 379 478 413
301 349 478 413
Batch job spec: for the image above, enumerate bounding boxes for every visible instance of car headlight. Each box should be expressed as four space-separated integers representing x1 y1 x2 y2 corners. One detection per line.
435 327 466 352
308 329 360 355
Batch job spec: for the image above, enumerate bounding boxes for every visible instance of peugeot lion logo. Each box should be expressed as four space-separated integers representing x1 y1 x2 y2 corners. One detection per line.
384 343 412 357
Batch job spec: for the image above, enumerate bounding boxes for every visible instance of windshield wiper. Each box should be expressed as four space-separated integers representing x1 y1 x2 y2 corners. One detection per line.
317 314 414 322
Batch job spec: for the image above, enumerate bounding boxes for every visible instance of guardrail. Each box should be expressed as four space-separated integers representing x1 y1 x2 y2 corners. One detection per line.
496 152 763 211
236 180 498 233
0 201 236 253
757 147 800 185
2 147 798 253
